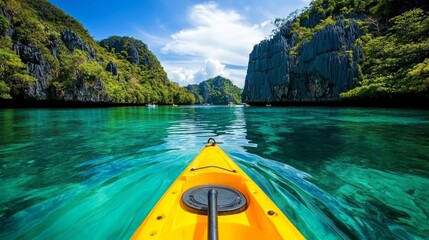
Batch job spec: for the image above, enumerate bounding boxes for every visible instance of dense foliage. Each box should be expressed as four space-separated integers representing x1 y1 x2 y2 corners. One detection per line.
186 76 242 104
273 0 429 102
341 7 429 100
0 36 36 99
0 0 195 104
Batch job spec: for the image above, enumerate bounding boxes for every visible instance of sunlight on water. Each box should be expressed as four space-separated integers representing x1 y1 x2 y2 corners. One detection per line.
1 106 428 239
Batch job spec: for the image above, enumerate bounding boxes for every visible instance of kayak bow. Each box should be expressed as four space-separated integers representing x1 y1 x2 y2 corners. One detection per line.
131 138 305 240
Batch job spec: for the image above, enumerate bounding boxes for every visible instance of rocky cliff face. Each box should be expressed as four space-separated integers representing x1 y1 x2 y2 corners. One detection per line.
11 29 109 102
242 18 363 103
0 0 194 105
99 36 170 84
0 0 112 102
61 29 96 58
100 37 144 66
12 42 51 99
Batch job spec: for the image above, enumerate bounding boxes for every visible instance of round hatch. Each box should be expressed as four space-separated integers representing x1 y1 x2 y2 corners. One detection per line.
182 185 247 215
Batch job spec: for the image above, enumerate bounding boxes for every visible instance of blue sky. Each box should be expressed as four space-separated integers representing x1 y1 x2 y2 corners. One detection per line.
48 0 312 87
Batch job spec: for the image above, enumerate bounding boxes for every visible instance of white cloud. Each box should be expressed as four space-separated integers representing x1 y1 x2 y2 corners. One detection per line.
135 27 169 48
162 2 270 65
161 2 272 87
228 68 247 89
194 58 230 82
169 67 195 86
167 58 231 86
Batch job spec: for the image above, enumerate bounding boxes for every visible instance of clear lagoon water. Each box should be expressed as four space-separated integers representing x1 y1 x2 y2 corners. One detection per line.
1 106 428 239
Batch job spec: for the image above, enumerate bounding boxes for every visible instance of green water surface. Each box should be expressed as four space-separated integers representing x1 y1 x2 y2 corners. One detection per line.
0 106 428 239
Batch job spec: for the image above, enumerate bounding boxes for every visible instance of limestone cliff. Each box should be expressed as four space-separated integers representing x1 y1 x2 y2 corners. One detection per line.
242 17 363 103
243 0 429 105
0 0 194 105
100 36 169 84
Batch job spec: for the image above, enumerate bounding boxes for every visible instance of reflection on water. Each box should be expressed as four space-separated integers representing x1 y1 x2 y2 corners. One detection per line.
0 106 428 239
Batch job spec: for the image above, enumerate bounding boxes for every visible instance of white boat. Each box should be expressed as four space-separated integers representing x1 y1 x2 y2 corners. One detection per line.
146 103 157 108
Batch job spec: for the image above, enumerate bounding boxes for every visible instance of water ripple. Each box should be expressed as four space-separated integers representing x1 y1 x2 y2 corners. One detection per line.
1 106 428 239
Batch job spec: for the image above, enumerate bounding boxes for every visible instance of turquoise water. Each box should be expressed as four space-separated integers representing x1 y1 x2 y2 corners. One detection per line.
1 106 428 239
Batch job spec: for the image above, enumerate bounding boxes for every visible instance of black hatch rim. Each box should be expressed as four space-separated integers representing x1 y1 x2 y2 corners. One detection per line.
182 184 247 215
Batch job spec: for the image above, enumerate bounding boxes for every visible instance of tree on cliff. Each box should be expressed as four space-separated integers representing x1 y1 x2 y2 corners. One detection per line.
186 76 242 104
0 0 195 105
340 6 429 101
243 0 429 104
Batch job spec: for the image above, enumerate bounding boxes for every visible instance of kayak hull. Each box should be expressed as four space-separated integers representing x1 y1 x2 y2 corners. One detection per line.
131 143 305 239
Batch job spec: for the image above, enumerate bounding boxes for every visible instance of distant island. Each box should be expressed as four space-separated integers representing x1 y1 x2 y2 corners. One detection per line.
0 0 428 107
186 76 242 105
243 0 428 107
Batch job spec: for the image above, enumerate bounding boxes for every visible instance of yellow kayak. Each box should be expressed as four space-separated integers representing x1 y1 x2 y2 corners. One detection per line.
132 138 305 240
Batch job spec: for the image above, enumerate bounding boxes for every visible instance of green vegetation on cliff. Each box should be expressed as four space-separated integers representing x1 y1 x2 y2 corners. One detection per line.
0 0 195 104
272 0 429 102
0 36 36 99
186 76 242 104
341 7 429 100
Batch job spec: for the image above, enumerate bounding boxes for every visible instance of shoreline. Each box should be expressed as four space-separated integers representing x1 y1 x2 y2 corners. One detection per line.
0 99 147 109
247 98 429 109
1 98 427 109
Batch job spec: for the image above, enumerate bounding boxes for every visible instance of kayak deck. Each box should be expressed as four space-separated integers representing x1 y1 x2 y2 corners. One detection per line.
132 142 305 239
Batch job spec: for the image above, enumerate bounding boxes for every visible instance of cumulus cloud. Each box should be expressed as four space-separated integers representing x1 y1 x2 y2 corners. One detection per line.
194 58 230 82
161 2 271 87
169 67 195 86
162 2 270 65
167 58 231 86
228 68 247 89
